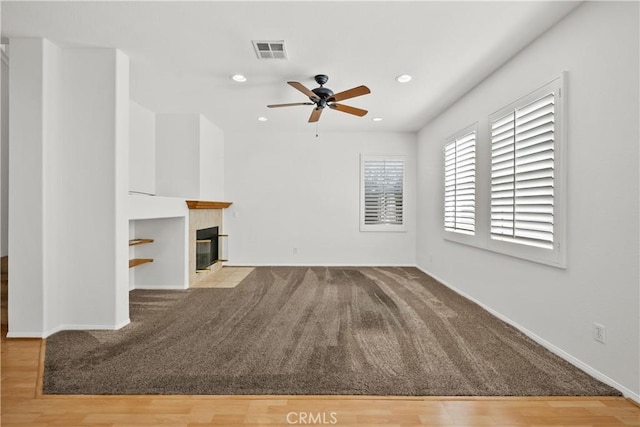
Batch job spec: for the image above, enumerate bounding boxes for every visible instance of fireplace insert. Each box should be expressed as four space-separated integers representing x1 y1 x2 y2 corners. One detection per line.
196 226 218 270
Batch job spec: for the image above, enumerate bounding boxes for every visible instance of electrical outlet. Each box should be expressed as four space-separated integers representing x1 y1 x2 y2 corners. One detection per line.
293 247 298 255
593 323 606 343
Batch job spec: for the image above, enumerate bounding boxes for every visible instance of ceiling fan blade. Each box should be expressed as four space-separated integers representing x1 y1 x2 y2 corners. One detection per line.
308 107 323 123
288 81 320 101
267 102 315 108
329 103 368 117
330 85 370 102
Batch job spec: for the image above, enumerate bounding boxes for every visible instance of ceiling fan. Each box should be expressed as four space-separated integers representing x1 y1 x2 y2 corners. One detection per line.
267 74 370 123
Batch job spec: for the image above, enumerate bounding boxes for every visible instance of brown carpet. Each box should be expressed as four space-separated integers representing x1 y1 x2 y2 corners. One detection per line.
43 267 620 396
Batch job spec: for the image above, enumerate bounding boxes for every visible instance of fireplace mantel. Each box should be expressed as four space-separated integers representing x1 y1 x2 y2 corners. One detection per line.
186 200 232 209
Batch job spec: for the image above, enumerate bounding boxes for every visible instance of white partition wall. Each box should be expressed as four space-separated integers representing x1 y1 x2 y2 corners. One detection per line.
8 38 130 337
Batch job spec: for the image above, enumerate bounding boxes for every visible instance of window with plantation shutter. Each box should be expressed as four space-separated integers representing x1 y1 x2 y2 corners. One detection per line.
490 92 555 249
444 128 476 235
360 155 405 232
485 74 566 268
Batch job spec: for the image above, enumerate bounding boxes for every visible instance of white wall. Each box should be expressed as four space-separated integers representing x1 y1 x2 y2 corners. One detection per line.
129 221 136 290
50 47 130 331
8 39 130 336
113 49 130 327
1 49 9 257
199 115 224 200
416 2 639 399
129 100 156 195
42 39 63 332
8 38 48 335
155 114 200 199
129 217 188 289
155 113 224 201
224 131 416 266
128 194 188 220
127 195 190 290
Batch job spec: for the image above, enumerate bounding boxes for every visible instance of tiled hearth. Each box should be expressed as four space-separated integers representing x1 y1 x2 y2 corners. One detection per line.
190 267 254 288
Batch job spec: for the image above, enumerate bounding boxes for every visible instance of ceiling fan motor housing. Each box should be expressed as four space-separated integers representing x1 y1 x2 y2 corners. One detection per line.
311 87 334 106
312 74 334 107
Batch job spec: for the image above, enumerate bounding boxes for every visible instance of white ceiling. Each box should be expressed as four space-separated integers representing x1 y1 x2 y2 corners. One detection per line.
1 1 582 133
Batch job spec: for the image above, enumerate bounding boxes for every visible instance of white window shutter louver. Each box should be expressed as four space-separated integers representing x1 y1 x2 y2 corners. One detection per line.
363 159 404 226
490 92 555 249
444 131 476 235
361 156 405 232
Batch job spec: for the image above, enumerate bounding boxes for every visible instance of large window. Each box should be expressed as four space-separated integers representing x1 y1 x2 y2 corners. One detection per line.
360 155 405 232
444 126 476 236
488 75 565 267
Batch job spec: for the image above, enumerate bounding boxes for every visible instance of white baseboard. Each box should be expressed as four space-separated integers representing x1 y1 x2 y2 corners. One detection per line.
224 263 415 268
6 331 48 338
7 319 131 338
54 319 131 335
133 284 188 290
113 318 131 330
416 265 640 403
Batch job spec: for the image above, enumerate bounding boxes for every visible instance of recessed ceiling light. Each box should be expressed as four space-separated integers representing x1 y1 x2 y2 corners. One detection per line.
231 74 247 82
373 117 383 122
257 116 268 122
395 74 412 83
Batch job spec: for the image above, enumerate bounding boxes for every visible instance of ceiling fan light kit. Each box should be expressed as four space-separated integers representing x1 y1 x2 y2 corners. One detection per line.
267 74 370 123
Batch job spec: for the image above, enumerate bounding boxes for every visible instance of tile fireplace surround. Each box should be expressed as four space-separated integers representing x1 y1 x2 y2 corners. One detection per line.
187 200 232 287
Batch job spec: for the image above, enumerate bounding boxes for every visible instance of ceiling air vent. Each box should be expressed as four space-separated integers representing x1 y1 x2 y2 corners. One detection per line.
252 40 288 60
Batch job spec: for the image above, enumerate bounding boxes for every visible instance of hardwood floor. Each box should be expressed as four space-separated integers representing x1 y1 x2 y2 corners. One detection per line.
2 257 639 426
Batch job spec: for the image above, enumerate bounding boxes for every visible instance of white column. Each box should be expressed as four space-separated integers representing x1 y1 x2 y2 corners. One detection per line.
113 50 130 326
8 38 49 336
53 47 130 329
1 47 9 257
8 38 130 336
